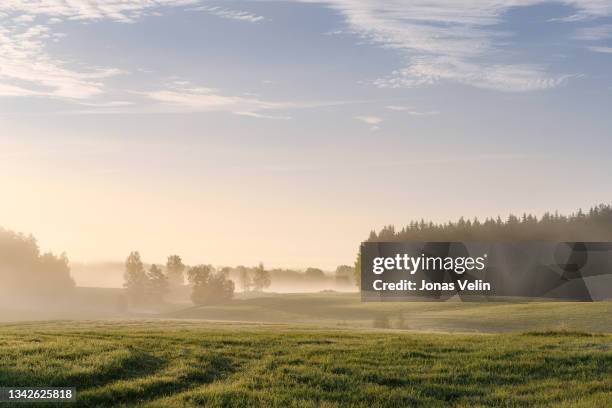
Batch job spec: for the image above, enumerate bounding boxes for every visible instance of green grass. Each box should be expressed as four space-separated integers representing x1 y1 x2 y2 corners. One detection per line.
0 320 611 407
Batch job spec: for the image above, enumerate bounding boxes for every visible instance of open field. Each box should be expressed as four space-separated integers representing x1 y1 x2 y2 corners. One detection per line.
3 290 612 333
0 320 610 407
164 292 612 333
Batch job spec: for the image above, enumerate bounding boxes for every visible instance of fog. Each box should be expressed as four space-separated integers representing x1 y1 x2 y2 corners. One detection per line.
4 205 612 323
0 226 356 322
71 261 356 293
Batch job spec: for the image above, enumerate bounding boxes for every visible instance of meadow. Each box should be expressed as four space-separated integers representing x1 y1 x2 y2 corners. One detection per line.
164 292 612 333
0 319 610 407
1 293 612 407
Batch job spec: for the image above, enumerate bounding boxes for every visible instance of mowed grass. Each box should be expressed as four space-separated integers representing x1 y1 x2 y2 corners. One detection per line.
0 321 610 407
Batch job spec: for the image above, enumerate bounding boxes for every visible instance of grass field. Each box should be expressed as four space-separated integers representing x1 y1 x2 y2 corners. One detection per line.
0 320 611 407
1 293 611 406
164 292 612 333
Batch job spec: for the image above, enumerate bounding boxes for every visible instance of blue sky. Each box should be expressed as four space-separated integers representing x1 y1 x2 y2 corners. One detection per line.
1 1 611 273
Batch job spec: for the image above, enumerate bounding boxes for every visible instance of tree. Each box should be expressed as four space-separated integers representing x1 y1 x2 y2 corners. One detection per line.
147 264 169 302
252 262 271 291
304 267 325 280
354 253 361 289
187 265 235 305
236 265 252 292
0 227 75 299
124 251 148 305
335 265 354 286
358 203 612 287
166 255 186 287
37 252 75 296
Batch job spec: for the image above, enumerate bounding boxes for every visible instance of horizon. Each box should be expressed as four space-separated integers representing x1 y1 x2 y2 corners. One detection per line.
7 203 606 269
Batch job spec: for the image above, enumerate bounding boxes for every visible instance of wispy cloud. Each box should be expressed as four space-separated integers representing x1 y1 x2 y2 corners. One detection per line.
374 56 574 93
0 1 198 23
292 0 612 92
572 23 612 54
386 106 439 116
192 6 266 23
0 23 125 98
355 115 382 131
0 1 196 100
2 0 611 105
588 46 612 54
75 101 135 108
573 24 612 41
139 82 292 118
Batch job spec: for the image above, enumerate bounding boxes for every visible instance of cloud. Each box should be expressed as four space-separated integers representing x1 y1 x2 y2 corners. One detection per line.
2 0 611 104
588 46 612 54
0 22 125 99
573 24 612 41
355 115 382 130
139 82 292 118
386 106 439 116
235 111 292 120
0 1 197 100
571 23 612 54
551 1 612 22
75 100 135 108
291 0 612 92
355 115 382 125
13 14 35 23
0 1 198 23
193 6 265 23
375 56 574 92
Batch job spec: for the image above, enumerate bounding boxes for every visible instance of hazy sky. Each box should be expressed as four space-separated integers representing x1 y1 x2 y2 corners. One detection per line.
1 1 611 269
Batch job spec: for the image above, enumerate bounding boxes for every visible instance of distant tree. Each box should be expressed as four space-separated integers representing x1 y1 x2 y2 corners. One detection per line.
357 203 612 288
0 227 75 298
124 251 148 305
147 264 169 302
252 262 271 291
304 267 325 280
187 265 235 305
166 255 186 287
354 254 361 289
37 252 75 295
335 265 354 286
236 265 252 292
363 204 612 245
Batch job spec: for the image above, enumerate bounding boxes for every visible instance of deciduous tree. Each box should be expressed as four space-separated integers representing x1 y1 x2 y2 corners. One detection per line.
187 265 235 305
252 262 271 292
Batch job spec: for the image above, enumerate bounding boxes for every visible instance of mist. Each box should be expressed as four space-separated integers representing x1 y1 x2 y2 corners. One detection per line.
70 260 356 291
3 205 612 324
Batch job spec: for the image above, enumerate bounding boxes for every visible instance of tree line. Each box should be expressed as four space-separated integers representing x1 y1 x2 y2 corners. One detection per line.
356 204 612 284
123 253 273 306
365 204 612 242
227 264 355 289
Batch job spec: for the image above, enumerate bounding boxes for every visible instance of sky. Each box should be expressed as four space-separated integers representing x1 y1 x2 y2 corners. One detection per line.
0 0 611 271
